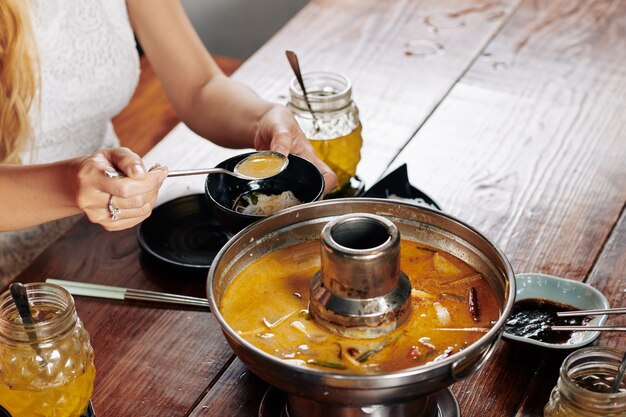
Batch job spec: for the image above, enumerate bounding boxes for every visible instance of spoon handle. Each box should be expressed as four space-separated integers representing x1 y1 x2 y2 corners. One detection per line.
286 50 320 130
104 167 242 179
166 168 239 178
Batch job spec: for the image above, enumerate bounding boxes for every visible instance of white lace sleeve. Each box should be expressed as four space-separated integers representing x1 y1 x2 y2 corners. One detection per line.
0 0 141 287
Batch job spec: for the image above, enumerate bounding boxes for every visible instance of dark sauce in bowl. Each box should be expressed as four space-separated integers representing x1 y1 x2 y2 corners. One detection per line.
504 298 592 344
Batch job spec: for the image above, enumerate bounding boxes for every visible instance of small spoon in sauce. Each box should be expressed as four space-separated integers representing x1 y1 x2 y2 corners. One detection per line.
105 151 289 180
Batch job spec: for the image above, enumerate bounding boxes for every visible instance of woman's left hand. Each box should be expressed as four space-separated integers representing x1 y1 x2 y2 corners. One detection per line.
253 105 338 194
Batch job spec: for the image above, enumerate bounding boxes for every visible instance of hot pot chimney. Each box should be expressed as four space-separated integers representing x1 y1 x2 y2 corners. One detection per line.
309 213 412 338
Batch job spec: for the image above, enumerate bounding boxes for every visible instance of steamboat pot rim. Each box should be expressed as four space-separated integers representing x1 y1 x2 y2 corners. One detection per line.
207 198 516 382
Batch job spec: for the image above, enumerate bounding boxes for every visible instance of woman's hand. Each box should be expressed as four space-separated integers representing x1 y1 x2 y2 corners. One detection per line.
75 148 168 231
253 105 338 194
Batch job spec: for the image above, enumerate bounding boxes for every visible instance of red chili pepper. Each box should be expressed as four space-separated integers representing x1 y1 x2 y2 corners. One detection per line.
469 287 480 322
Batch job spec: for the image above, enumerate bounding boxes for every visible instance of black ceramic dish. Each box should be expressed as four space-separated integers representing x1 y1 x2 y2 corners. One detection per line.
137 194 230 269
205 153 325 234
363 164 441 210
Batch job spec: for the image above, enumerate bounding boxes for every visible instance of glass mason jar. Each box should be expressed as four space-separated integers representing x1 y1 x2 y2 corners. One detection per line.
287 71 363 196
0 283 95 417
544 347 626 417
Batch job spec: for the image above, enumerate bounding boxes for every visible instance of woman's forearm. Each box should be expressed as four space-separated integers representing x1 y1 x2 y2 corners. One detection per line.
0 148 168 232
0 161 81 231
182 75 274 149
127 0 275 149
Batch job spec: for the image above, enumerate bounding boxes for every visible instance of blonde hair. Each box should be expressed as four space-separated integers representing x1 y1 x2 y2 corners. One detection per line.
0 0 37 164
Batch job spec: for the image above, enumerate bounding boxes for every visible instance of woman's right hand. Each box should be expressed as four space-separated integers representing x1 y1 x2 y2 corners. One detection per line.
74 148 167 231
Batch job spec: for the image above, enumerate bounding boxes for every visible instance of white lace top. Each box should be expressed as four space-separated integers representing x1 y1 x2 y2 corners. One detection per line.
0 0 140 285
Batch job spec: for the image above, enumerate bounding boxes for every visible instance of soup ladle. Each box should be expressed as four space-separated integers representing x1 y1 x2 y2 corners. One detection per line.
105 151 289 180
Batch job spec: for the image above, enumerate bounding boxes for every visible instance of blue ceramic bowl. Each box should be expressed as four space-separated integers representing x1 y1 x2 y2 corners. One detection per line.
502 272 610 350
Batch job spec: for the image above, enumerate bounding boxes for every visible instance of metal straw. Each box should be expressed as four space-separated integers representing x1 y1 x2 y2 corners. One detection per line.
46 279 210 309
9 283 46 364
557 307 626 317
550 325 626 332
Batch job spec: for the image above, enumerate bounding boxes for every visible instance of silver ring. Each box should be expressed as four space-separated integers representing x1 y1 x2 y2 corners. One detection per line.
108 195 121 221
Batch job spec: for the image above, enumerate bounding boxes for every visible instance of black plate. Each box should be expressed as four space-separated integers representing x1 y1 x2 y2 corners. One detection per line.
137 194 231 269
363 164 441 210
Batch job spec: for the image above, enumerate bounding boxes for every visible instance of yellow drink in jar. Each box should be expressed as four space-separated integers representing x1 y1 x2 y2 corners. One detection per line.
287 71 363 194
309 124 363 188
0 284 96 417
0 363 95 417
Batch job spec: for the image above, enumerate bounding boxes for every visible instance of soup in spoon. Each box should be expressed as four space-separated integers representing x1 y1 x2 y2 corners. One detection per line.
233 151 288 179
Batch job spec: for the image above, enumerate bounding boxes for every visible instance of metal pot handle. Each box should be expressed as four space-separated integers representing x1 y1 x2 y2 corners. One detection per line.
450 340 499 381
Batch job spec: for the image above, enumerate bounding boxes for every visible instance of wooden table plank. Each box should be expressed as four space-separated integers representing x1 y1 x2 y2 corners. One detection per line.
590 208 626 353
387 0 626 415
391 0 626 271
232 0 523 186
189 359 270 417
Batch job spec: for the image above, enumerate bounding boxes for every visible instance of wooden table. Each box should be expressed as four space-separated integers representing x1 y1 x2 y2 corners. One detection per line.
11 0 626 415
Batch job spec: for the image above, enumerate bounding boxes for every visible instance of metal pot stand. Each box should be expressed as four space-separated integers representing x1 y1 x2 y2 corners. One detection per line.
258 387 460 417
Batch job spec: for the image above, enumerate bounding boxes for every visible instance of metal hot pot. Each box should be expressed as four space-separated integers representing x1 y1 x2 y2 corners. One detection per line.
207 198 515 417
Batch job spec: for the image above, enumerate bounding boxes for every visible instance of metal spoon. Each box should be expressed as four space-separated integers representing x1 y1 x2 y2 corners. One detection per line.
611 349 626 393
285 50 320 132
9 283 45 364
557 307 626 317
105 151 289 180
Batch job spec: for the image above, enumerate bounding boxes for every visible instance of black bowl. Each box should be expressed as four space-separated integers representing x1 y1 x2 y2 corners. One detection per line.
205 153 325 233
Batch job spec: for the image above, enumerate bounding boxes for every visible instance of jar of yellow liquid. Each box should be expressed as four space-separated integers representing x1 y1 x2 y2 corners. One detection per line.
0 283 95 417
287 71 363 197
544 347 626 416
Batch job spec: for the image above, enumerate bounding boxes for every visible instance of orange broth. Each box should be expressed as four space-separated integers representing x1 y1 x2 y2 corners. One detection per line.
235 153 285 179
220 240 500 373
